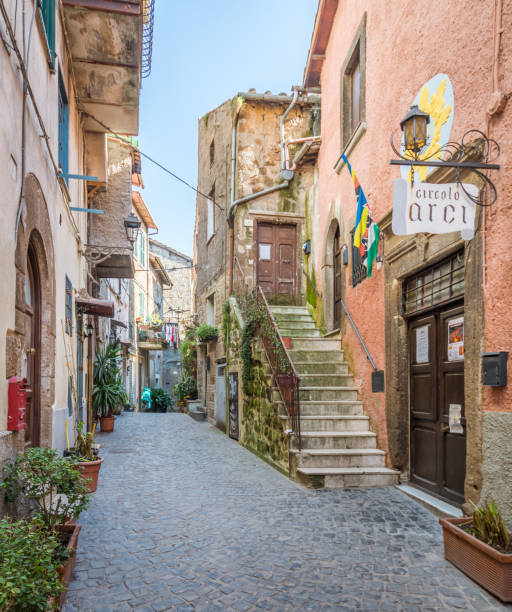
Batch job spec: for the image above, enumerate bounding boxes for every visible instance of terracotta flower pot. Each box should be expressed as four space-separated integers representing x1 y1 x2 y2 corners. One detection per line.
439 516 512 602
54 523 81 609
100 416 115 432
282 337 292 349
75 457 104 493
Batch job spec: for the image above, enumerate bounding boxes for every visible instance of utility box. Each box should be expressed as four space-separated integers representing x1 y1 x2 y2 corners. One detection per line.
7 376 27 431
482 352 508 387
372 370 385 393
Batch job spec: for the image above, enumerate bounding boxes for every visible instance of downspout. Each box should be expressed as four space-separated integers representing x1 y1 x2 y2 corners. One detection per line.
280 87 299 170
229 91 303 291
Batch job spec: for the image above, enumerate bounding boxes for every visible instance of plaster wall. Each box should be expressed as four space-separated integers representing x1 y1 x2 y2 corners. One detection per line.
0 1 90 466
314 0 512 513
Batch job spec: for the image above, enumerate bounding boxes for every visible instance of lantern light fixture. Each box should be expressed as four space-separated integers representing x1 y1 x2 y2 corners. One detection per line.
400 105 430 153
124 212 141 245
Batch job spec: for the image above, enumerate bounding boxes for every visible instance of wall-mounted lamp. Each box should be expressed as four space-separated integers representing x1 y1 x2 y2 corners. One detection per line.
400 105 430 153
342 244 349 266
124 212 142 245
302 239 311 255
84 321 95 338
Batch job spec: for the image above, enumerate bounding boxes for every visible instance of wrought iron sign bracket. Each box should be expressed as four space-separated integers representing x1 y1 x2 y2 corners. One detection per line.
390 129 500 207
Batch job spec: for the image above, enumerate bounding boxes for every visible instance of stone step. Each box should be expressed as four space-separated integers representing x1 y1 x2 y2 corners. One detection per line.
293 448 387 468
296 467 400 489
298 373 354 387
273 387 359 402
294 361 349 375
282 415 369 432
291 338 340 350
273 313 315 324
270 305 310 315
275 320 317 330
276 400 364 416
290 349 345 363
279 328 321 338
293 431 377 450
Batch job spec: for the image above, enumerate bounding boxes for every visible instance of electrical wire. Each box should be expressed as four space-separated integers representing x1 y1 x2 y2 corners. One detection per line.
81 110 225 211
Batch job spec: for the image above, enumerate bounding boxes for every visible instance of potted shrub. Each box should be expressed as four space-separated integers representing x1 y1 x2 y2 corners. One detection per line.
0 517 72 611
92 342 128 432
2 447 90 609
150 388 173 412
197 324 219 343
439 499 512 602
65 421 103 493
173 374 197 406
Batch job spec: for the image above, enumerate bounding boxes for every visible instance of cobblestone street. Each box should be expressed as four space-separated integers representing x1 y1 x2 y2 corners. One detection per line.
63 414 509 612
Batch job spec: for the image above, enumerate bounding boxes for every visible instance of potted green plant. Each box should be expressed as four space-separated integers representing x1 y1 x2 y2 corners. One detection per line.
173 374 197 405
92 342 128 432
65 421 104 493
0 517 71 611
439 499 512 602
2 447 90 609
150 388 173 412
196 324 219 343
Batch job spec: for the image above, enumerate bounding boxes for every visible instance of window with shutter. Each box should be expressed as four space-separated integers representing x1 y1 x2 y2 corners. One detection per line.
58 71 69 182
39 0 56 68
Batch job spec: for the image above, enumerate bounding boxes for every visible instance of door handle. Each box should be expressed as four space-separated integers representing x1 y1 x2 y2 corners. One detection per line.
282 259 291 264
440 423 450 433
26 348 36 355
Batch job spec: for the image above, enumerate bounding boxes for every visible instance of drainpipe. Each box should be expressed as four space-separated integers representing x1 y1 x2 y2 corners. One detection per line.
280 88 300 170
228 89 302 292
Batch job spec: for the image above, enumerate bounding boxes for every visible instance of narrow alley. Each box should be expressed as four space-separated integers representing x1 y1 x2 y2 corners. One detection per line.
63 413 505 612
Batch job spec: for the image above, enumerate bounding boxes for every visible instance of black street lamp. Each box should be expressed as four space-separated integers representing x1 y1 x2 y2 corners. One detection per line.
124 212 141 245
400 105 430 153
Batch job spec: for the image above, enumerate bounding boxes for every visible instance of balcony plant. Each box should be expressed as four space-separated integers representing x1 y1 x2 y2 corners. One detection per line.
439 499 512 602
92 342 128 432
197 324 219 343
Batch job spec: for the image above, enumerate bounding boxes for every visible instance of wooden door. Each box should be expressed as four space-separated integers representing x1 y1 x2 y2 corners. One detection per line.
256 222 297 303
333 225 342 329
409 302 466 505
24 245 41 447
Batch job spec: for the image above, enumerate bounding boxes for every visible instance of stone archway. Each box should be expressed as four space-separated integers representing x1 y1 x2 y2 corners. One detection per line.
11 174 56 447
321 202 345 333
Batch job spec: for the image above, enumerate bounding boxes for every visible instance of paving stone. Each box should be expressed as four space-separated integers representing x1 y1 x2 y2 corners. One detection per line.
62 413 507 612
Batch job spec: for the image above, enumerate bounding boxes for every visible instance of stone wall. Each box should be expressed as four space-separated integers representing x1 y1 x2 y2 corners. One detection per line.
224 299 289 474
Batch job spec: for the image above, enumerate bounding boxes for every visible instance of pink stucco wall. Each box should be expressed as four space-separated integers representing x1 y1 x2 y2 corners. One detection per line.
315 0 512 453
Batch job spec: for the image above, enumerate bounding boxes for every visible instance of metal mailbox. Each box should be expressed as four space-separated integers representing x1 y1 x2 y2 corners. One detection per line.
7 376 27 431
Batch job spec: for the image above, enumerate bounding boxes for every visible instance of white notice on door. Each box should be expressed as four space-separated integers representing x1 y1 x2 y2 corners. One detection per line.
448 316 464 361
416 326 429 363
449 403 463 434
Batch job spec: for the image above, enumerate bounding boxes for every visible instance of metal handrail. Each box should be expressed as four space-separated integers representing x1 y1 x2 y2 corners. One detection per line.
340 298 377 370
254 286 301 450
233 256 249 295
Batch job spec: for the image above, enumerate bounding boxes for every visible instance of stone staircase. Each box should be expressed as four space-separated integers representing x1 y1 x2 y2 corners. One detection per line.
271 305 399 489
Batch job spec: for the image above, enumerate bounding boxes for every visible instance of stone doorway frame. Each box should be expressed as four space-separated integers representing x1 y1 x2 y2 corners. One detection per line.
10 173 56 448
322 204 346 333
380 214 483 509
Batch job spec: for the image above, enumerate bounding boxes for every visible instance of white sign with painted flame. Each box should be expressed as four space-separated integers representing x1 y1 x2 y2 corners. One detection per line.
392 179 478 240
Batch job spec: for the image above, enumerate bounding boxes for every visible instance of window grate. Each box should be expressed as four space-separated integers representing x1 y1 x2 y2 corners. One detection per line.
403 249 464 316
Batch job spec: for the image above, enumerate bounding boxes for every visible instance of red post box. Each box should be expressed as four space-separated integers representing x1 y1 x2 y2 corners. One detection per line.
8 377 27 431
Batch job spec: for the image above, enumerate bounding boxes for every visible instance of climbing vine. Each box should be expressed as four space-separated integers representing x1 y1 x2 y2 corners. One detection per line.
239 292 291 393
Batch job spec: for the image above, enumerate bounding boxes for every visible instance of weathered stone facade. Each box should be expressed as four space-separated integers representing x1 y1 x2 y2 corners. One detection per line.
194 91 320 430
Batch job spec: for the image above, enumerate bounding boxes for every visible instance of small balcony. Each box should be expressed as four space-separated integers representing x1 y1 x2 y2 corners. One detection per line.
62 0 150 135
137 325 168 350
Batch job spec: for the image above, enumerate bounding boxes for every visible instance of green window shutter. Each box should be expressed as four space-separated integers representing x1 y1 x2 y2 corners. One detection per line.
38 0 56 68
65 275 73 335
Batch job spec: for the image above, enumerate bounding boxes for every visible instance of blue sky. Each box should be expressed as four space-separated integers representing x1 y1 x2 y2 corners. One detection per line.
138 0 318 257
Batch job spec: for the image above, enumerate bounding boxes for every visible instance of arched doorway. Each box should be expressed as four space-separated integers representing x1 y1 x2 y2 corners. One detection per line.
24 242 41 447
333 225 342 330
